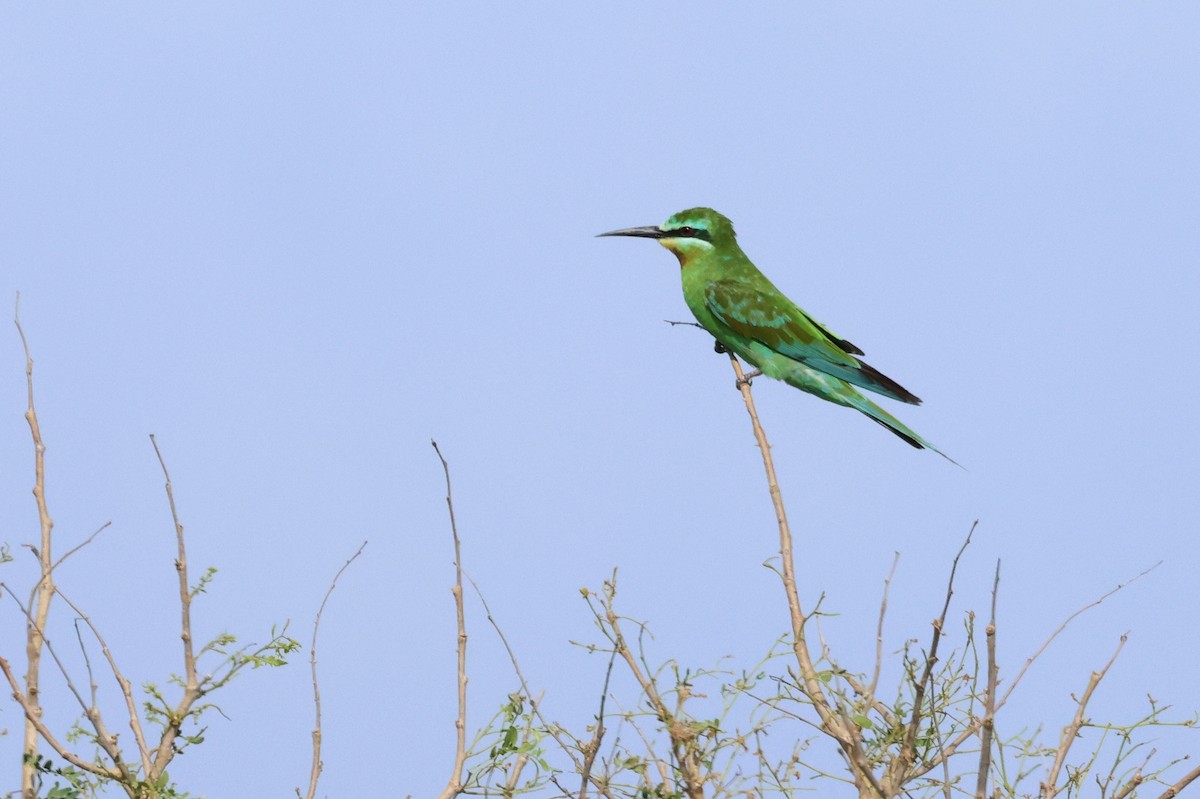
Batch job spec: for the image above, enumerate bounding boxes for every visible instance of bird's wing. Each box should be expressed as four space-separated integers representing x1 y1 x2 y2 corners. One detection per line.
705 279 921 404
704 279 862 367
794 310 864 356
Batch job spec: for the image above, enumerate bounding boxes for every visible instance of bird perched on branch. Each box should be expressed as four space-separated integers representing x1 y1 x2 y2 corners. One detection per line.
599 207 951 460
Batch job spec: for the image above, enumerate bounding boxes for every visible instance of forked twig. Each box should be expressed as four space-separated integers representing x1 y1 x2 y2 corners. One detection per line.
53 585 153 776
606 601 705 799
466 574 618 799
999 562 1159 710
0 586 130 781
887 521 978 791
1040 634 1128 797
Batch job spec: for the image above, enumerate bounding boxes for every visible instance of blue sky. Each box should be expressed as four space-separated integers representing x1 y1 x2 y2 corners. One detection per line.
2 4 1198 796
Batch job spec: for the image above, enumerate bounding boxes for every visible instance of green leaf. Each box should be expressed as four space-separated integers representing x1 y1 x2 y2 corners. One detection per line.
852 714 874 730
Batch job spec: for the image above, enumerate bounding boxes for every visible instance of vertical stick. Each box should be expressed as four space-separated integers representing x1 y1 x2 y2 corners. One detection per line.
16 296 55 799
433 441 468 799
726 353 883 798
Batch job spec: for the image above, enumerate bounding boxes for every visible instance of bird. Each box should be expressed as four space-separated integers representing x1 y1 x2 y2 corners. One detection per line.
598 207 951 460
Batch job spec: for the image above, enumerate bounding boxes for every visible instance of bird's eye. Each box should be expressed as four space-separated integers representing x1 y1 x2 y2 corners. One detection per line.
678 226 696 235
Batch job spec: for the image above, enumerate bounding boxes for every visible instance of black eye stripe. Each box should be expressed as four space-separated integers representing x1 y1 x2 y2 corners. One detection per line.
671 225 711 241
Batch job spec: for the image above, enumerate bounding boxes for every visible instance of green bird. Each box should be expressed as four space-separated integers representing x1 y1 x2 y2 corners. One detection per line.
599 207 950 459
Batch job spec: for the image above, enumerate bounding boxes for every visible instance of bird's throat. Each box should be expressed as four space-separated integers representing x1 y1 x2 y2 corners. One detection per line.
660 240 693 268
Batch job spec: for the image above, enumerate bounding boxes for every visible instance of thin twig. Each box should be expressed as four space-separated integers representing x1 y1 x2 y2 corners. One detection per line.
580 649 618 799
1111 749 1154 799
904 560 1167 783
929 696 953 799
830 672 897 729
148 434 203 775
887 520 978 793
976 560 1001 799
2 584 94 717
54 586 153 776
999 562 1159 710
433 440 469 799
301 541 368 799
1040 634 1128 797
606 596 705 799
0 587 132 782
868 552 901 702
467 575 620 799
1157 763 1200 799
72 619 98 710
49 521 113 576
610 693 672 791
504 691 542 795
468 577 581 761
0 655 123 781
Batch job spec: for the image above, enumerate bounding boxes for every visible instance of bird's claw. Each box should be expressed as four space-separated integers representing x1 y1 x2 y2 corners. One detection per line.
735 369 763 390
713 340 728 355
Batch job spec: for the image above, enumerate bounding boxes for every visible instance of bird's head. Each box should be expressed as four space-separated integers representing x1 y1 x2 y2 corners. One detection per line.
597 207 737 266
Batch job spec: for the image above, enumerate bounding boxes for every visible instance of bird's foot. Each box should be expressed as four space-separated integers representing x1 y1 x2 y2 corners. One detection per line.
713 340 728 355
736 369 763 389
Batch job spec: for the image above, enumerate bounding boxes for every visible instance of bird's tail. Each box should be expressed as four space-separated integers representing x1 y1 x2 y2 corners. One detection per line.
849 393 959 466
773 358 958 465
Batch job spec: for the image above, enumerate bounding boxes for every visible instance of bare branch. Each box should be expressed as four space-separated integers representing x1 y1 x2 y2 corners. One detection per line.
906 560 1168 784
0 655 123 782
999 562 1159 710
726 352 883 799
302 540 367 799
1 583 133 778
49 521 113 576
148 434 205 775
72 619 98 710
15 291 58 799
579 648 618 799
150 434 196 684
868 552 901 702
433 440 469 799
1111 749 1154 799
605 592 705 799
54 586 153 776
1040 633 1128 797
975 560 1001 799
1157 762 1200 799
467 573 619 799
888 520 978 793
609 688 673 790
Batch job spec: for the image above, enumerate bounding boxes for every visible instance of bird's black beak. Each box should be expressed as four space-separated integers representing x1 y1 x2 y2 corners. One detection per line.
596 225 667 239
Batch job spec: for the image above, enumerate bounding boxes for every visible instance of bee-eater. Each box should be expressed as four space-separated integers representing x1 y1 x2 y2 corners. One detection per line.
599 207 949 458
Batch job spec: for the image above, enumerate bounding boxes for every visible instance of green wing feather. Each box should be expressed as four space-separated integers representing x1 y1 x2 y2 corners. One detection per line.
704 280 921 405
